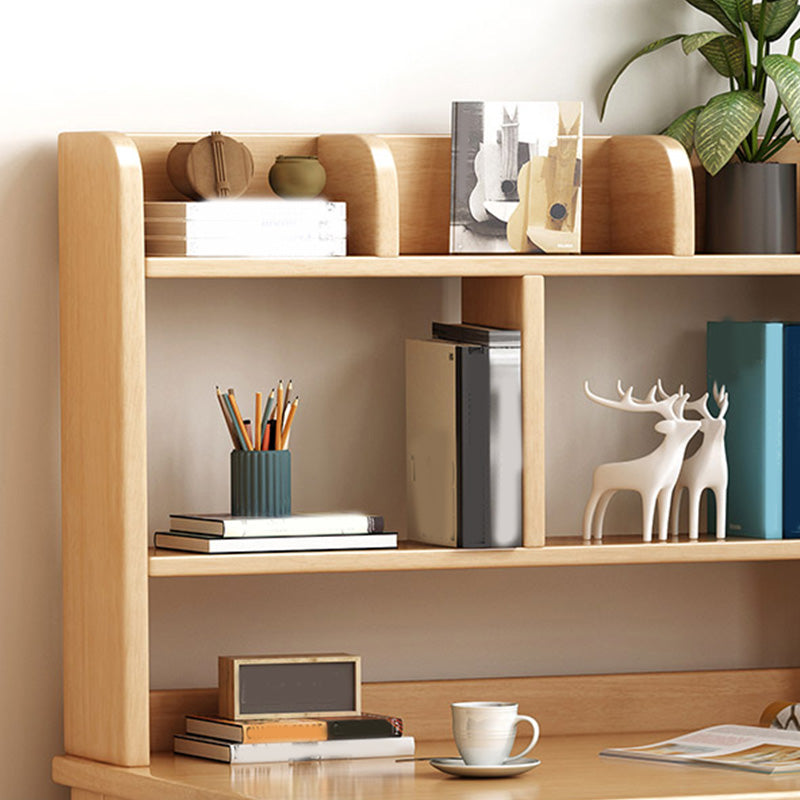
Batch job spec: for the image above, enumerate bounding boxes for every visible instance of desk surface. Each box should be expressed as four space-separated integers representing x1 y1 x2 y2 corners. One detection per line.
52 732 800 800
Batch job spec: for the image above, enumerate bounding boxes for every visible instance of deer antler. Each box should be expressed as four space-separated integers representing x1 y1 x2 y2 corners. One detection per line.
584 380 681 419
713 382 729 419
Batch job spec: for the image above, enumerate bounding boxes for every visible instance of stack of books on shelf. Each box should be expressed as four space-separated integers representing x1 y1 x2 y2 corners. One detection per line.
174 711 415 764
405 322 522 548
154 512 397 554
707 319 800 539
144 199 346 257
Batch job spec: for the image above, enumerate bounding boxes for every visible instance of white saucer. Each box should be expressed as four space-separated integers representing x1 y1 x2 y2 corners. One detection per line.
429 757 541 778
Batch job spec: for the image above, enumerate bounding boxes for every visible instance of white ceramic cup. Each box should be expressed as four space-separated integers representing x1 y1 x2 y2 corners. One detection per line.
451 701 540 765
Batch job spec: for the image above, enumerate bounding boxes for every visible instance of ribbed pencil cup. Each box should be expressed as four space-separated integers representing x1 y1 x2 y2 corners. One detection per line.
230 450 291 517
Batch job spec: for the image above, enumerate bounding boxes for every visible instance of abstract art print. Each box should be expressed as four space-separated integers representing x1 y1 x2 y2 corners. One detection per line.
450 101 582 254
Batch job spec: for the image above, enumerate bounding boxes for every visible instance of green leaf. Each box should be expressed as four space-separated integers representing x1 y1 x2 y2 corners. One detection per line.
694 90 764 173
700 34 747 76
714 0 745 21
685 0 741 34
600 34 684 120
737 0 754 23
682 30 730 53
763 53 800 137
751 0 799 40
661 106 704 153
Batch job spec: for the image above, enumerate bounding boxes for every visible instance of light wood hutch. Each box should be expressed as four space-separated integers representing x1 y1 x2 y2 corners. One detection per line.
53 130 800 799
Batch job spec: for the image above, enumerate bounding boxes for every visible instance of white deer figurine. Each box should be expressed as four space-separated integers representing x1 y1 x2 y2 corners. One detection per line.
583 381 701 542
668 383 729 540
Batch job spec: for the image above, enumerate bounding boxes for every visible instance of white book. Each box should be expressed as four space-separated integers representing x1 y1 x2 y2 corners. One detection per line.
145 199 346 221
174 733 415 763
169 512 385 537
154 531 398 553
144 218 347 238
146 237 345 258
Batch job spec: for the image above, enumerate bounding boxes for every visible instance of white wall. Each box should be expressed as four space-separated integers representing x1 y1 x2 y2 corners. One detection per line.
3 1 797 798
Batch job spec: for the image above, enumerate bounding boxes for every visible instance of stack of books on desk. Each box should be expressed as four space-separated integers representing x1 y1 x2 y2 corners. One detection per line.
174 712 414 763
154 512 397 553
144 200 347 257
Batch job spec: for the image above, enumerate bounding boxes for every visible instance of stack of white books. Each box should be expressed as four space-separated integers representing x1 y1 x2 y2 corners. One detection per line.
154 511 397 554
144 199 346 257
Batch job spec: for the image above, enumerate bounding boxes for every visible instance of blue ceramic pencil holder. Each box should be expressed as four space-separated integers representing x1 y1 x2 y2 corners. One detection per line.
230 450 291 517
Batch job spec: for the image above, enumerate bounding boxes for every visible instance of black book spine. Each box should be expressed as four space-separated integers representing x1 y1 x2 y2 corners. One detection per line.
326 716 402 739
456 345 491 547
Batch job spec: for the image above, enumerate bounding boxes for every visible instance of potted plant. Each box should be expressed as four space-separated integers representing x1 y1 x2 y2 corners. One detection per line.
601 0 800 254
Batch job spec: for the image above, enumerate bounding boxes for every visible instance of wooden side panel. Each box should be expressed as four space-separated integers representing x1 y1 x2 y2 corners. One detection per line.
461 276 545 547
609 135 695 256
381 135 452 255
59 132 150 766
318 134 399 256
149 668 800 750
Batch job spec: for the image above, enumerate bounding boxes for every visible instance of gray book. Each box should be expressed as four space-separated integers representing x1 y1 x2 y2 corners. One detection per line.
405 340 491 548
432 323 523 548
432 321 521 346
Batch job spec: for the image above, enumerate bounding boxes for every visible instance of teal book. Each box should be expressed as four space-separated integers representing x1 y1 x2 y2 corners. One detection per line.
707 321 783 539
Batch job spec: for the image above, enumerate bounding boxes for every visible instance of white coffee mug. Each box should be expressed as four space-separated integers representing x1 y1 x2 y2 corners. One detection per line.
451 701 540 765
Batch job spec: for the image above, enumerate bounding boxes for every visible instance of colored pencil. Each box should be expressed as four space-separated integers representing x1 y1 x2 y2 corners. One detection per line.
215 385 239 447
281 397 300 449
221 392 247 450
228 390 254 451
255 392 263 451
275 380 285 450
261 389 275 449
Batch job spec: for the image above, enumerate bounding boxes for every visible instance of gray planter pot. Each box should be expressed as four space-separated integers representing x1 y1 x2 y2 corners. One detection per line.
705 162 797 254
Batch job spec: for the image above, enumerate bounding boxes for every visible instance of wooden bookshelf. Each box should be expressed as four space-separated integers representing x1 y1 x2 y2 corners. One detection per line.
147 253 800 279
149 536 800 577
55 129 800 800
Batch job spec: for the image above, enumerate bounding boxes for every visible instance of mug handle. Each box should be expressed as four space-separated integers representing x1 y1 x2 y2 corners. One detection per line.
507 714 540 761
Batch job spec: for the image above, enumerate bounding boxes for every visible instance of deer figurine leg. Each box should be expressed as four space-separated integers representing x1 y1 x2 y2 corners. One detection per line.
656 486 674 541
686 487 703 540
670 484 685 537
711 484 727 539
583 486 615 540
641 490 658 543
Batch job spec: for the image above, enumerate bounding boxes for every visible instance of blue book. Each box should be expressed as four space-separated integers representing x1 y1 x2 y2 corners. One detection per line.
707 321 783 539
784 325 800 537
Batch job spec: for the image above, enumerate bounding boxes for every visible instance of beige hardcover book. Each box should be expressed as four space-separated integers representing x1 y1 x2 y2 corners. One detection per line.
405 339 458 547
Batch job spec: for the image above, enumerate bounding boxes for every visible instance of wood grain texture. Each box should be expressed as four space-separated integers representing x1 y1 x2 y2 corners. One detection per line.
318 134 399 256
146 668 800 752
147 535 800 577
461 276 545 546
59 132 150 766
609 136 695 256
54 733 800 800
145 252 800 278
58 671 800 798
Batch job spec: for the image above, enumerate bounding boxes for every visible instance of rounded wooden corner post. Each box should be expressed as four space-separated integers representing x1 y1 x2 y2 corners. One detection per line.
461 276 545 548
608 135 695 256
317 134 400 256
58 132 150 766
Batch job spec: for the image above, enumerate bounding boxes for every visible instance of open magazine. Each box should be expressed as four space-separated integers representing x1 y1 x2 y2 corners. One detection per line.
601 725 800 774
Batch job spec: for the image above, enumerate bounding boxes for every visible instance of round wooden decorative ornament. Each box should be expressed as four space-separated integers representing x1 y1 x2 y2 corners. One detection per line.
167 132 254 199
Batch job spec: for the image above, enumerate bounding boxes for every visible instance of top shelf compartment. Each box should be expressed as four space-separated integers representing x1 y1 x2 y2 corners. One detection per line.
130 131 695 259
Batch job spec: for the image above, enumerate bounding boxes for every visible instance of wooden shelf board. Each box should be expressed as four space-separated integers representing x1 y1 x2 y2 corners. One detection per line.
145 253 800 279
52 731 800 800
148 536 800 577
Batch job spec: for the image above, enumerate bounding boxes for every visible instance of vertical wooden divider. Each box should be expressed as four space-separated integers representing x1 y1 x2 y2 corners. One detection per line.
461 276 545 547
59 132 150 766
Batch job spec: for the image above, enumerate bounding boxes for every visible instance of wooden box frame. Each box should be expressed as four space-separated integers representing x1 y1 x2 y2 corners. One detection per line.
218 654 362 720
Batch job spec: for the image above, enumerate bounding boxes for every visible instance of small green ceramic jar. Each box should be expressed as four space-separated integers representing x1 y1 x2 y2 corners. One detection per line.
268 155 327 198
